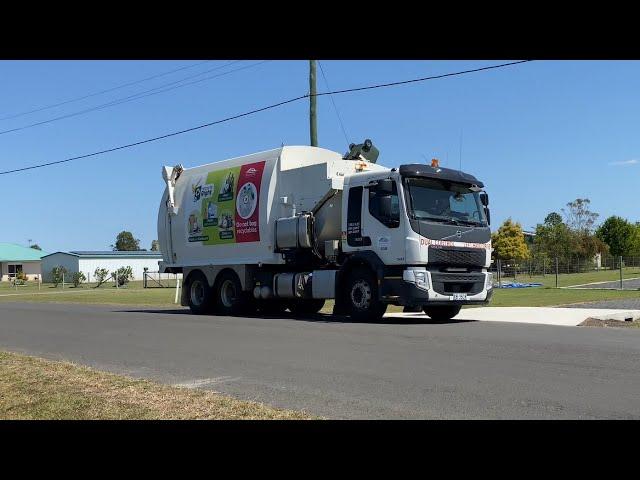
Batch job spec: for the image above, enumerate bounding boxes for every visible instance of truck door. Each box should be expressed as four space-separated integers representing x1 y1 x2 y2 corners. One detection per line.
361 179 406 265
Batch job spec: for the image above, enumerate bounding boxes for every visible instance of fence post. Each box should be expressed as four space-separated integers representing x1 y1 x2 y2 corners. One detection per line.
174 278 181 304
620 256 623 290
555 257 559 288
497 259 501 287
62 271 64 289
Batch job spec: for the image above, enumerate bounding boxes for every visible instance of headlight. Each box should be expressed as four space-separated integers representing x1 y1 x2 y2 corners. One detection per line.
485 272 493 290
403 268 429 290
414 271 428 290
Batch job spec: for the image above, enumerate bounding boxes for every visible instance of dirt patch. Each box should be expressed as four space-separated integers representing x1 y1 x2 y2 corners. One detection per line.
579 317 640 328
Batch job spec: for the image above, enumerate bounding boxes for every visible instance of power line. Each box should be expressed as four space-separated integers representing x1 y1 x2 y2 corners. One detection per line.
0 60 213 122
314 60 532 97
0 95 308 175
317 60 350 144
0 60 532 176
0 60 258 137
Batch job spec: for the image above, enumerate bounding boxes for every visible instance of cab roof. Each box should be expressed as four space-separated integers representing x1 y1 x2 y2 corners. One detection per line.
399 164 484 188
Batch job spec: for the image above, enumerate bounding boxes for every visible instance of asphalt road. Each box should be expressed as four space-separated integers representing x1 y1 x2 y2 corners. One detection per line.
568 278 640 290
1 302 640 419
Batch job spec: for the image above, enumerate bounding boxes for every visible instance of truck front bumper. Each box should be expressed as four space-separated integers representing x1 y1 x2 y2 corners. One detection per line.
381 269 493 307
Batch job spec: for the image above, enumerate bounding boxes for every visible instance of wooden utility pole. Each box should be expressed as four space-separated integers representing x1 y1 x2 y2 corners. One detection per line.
309 60 318 146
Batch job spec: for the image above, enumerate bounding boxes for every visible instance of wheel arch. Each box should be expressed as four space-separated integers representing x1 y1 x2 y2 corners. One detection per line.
337 251 386 301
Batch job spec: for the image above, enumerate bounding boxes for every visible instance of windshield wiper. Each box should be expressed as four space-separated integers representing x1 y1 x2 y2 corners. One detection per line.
413 215 451 223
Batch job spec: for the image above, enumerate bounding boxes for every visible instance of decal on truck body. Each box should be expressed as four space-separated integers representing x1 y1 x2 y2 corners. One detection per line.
186 161 265 245
419 237 491 250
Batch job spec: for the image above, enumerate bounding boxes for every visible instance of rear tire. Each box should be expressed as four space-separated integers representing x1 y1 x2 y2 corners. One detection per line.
346 267 387 322
186 271 214 315
287 299 326 316
423 305 462 321
214 270 247 316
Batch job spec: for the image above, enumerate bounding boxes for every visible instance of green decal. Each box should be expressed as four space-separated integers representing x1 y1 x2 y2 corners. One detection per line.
201 166 240 245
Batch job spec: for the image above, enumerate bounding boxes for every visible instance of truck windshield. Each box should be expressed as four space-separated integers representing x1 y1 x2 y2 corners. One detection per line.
404 177 487 226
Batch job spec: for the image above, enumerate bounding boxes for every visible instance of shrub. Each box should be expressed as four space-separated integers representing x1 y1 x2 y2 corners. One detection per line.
50 266 67 287
113 266 134 287
94 268 110 288
72 271 86 288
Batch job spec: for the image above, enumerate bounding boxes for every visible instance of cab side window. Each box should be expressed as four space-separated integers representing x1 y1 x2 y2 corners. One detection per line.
368 180 400 228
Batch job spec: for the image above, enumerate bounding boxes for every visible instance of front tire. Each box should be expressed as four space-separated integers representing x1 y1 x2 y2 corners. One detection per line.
186 271 214 315
346 267 387 322
423 305 462 321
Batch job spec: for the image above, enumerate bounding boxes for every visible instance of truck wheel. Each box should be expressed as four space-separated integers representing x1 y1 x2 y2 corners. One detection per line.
346 267 387 322
214 271 246 316
287 299 325 316
423 305 462 321
186 271 214 315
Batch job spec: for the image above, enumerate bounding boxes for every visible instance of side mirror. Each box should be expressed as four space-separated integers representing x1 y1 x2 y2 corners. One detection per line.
480 192 489 206
376 179 394 195
484 207 491 225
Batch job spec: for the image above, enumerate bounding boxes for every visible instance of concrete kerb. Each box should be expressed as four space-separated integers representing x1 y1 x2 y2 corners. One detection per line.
386 307 640 327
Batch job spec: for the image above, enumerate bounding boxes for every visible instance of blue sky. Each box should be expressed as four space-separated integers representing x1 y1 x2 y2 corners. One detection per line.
1 60 638 252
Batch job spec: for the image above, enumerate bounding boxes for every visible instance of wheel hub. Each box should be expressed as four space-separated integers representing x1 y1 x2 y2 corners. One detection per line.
190 280 205 306
220 279 236 308
350 280 371 309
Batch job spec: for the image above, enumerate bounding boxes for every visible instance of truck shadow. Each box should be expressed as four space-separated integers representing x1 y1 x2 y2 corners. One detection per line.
115 308 475 325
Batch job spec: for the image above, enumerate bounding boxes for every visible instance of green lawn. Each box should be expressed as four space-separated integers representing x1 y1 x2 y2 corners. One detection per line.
0 281 177 307
1 276 638 311
497 267 640 288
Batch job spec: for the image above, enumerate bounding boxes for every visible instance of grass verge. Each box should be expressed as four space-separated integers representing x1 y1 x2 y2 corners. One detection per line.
0 351 313 420
1 279 638 312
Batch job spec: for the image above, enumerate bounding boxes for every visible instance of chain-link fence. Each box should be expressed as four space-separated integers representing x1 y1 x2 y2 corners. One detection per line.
490 255 640 290
143 271 182 288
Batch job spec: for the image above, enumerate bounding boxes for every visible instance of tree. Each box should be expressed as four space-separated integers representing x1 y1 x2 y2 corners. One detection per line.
596 216 636 257
93 268 110 288
150 240 160 251
50 266 67 287
534 213 574 259
492 218 530 261
30 244 42 250
72 271 86 288
562 198 599 233
112 231 140 251
111 266 134 287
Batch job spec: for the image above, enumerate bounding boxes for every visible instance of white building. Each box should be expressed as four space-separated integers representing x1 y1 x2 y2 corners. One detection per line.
41 251 163 282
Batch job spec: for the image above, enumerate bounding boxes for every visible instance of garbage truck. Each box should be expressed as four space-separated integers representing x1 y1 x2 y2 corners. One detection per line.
157 140 493 321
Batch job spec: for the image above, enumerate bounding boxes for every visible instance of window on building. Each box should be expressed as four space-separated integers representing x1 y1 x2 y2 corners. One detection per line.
8 264 23 278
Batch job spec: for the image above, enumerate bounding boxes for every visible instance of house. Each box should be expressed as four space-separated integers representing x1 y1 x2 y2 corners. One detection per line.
0 243 48 281
41 251 163 282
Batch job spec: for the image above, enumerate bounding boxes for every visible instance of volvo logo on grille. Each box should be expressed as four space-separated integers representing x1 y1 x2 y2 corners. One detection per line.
456 230 462 238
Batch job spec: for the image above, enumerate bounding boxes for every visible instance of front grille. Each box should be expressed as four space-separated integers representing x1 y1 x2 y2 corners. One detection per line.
430 272 485 295
428 246 486 267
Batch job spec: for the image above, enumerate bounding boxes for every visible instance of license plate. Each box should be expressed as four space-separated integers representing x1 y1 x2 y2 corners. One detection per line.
451 293 467 301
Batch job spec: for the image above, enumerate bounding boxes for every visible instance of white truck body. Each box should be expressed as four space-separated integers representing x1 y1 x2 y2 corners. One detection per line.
158 145 493 321
158 146 387 270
